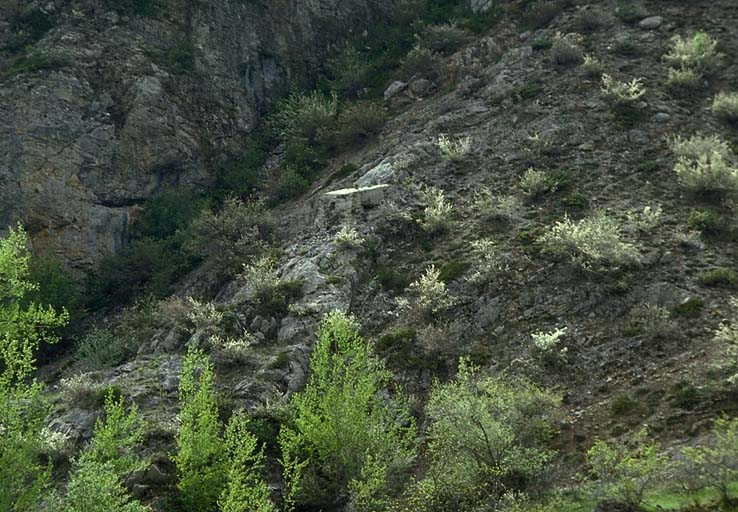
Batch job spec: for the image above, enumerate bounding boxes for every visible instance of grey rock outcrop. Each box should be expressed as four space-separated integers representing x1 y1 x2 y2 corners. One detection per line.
0 0 396 268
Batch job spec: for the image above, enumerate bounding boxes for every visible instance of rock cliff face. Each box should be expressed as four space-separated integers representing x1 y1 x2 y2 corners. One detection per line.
0 0 395 268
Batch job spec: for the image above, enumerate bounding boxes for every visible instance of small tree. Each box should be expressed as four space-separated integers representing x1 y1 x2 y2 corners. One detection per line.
678 416 738 507
0 225 68 512
421 359 560 509
586 427 668 510
186 198 272 273
63 392 149 512
279 311 417 510
218 413 275 512
174 349 226 512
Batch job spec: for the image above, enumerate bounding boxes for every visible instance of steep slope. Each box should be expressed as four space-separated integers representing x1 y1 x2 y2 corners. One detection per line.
37 0 738 508
0 0 395 268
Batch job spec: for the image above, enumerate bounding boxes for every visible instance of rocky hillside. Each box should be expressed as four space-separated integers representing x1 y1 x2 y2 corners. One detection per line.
0 0 395 268
6 0 738 510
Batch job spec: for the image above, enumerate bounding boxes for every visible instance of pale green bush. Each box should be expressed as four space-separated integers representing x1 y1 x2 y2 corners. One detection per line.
626 204 662 232
335 225 365 249
475 189 524 223
601 74 645 105
676 416 738 507
436 133 471 161
209 332 256 363
519 168 553 198
627 303 677 340
670 134 738 196
711 92 738 123
419 186 453 234
581 53 603 78
666 66 701 91
468 239 510 285
531 327 568 354
400 45 439 79
186 297 223 337
59 374 101 404
540 213 641 270
421 359 559 509
664 31 723 75
586 428 669 510
239 256 280 301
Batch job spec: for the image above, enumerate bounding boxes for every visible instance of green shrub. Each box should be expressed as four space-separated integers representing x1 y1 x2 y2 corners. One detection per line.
164 40 196 73
267 90 338 147
215 139 267 199
186 198 273 273
540 214 640 271
673 297 704 319
615 3 649 25
109 0 160 17
520 0 565 30
419 359 559 509
326 45 375 97
671 135 738 197
711 92 738 124
687 208 724 234
279 311 416 510
697 267 737 287
62 461 150 512
335 102 386 146
581 54 603 78
573 8 607 32
2 50 66 78
550 34 583 66
74 328 132 370
666 66 702 92
520 168 556 199
475 190 524 223
132 190 207 240
586 428 668 511
610 394 639 416
400 45 440 79
415 22 469 55
27 253 82 321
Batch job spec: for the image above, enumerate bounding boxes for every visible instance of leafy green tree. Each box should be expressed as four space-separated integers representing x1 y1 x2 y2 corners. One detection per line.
0 224 68 511
279 311 417 510
174 348 226 512
586 427 668 510
62 391 149 512
419 359 560 509
174 349 275 512
218 413 275 512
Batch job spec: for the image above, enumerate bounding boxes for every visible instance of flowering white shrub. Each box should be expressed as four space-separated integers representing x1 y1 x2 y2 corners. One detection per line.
519 168 552 198
626 205 662 232
335 225 365 249
209 331 256 363
475 189 524 223
240 256 280 300
670 134 738 196
601 74 645 105
539 213 641 270
400 265 455 322
419 186 453 234
186 297 223 336
664 31 723 74
712 92 738 123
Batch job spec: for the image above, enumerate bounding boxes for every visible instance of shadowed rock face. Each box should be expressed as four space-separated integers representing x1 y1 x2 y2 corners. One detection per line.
0 0 395 268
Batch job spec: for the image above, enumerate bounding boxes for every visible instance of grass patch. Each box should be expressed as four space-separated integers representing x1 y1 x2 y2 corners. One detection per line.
673 297 704 319
438 260 471 283
697 267 738 288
